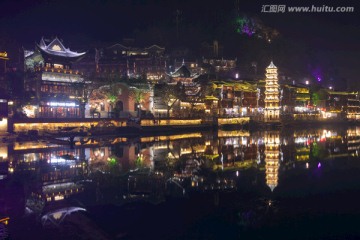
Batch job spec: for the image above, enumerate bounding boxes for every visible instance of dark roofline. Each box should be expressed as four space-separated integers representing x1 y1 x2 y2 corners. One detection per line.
107 43 129 49
145 44 165 50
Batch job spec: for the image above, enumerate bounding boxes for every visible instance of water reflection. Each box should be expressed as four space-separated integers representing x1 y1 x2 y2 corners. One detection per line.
1 126 360 238
264 131 280 192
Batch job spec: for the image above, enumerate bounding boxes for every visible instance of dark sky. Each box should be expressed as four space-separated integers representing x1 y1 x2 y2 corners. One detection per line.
1 0 358 45
0 0 359 87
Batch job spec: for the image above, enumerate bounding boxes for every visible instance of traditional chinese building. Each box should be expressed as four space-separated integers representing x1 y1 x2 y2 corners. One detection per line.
280 83 318 120
346 92 360 120
264 61 280 122
347 127 360 155
316 90 360 120
152 63 202 117
96 43 166 81
281 84 310 113
210 80 258 116
145 45 167 81
168 62 198 84
173 59 203 76
202 58 237 77
24 37 87 118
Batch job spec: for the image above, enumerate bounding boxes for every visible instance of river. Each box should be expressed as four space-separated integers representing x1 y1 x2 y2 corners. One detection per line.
0 125 360 239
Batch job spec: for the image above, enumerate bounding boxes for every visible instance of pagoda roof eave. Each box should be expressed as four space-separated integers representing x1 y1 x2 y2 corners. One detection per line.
267 61 277 69
170 64 191 78
38 45 86 58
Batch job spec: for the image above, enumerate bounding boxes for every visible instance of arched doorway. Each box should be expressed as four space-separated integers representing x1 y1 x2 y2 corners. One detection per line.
116 101 123 112
112 100 123 118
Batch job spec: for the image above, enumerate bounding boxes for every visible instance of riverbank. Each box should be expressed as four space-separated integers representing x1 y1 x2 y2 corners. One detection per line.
4 117 359 140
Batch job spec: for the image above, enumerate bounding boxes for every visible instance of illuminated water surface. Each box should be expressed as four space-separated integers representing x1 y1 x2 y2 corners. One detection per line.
1 126 360 239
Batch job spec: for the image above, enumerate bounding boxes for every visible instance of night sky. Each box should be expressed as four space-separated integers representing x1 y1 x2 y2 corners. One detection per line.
0 0 359 88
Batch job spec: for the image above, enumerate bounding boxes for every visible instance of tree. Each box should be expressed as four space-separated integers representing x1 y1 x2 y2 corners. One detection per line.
129 86 148 117
74 71 115 118
88 73 124 117
311 89 327 107
99 84 123 115
155 83 185 117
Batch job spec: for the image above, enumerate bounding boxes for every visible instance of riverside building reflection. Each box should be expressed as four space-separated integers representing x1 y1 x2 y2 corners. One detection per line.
1 126 360 237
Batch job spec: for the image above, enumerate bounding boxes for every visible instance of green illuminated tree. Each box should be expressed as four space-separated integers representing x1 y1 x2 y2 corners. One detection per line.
311 142 328 160
129 86 148 117
91 76 123 116
311 90 327 107
312 92 320 106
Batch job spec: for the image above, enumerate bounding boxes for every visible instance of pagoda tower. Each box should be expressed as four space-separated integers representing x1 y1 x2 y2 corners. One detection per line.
264 61 280 122
264 131 280 192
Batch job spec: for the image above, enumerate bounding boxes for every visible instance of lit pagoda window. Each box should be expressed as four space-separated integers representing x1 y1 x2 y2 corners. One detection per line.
52 44 62 51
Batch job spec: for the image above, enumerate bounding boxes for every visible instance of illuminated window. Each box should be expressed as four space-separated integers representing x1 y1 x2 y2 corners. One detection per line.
51 44 62 51
54 64 63 69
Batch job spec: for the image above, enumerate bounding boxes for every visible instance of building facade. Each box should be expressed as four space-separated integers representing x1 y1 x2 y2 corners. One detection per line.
317 90 360 120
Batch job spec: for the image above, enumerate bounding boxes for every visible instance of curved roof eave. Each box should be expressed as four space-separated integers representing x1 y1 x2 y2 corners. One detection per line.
37 44 86 58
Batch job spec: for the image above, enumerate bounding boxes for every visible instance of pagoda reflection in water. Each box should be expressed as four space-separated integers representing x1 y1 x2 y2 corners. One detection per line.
264 131 280 192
